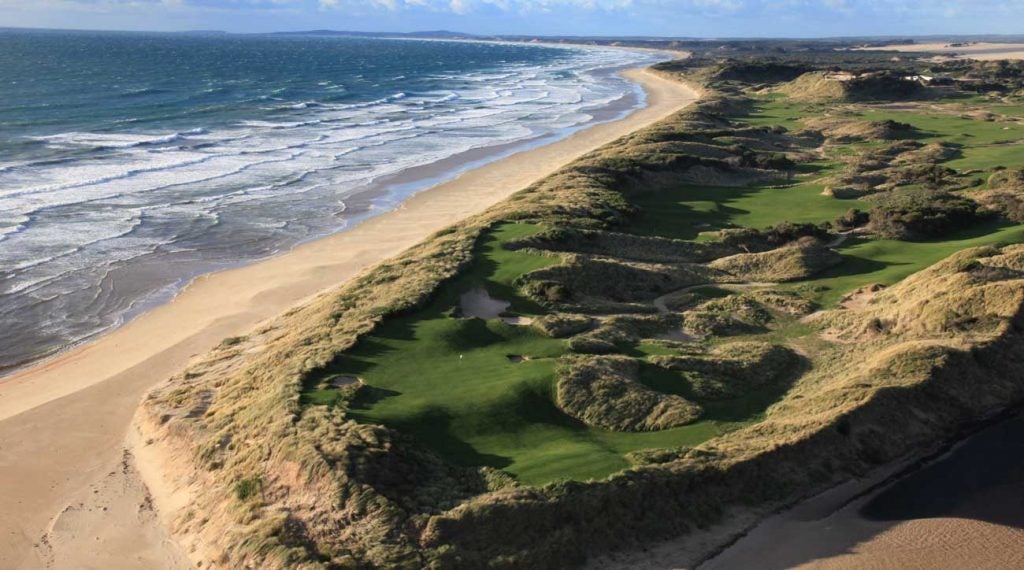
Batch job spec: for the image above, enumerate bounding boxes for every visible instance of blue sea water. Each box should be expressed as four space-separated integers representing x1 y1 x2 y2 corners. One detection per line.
0 29 664 371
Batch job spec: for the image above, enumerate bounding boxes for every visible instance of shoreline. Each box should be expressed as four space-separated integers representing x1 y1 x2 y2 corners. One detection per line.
0 47 653 378
0 66 700 569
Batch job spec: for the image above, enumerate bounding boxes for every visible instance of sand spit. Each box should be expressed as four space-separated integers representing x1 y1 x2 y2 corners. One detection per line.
862 42 1024 61
0 65 699 569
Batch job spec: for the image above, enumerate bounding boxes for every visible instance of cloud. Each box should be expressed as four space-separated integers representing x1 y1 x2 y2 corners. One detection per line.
306 0 1024 17
6 0 1024 36
6 0 1024 17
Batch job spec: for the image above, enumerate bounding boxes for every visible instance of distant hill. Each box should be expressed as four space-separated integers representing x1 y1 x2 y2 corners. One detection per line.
272 29 479 39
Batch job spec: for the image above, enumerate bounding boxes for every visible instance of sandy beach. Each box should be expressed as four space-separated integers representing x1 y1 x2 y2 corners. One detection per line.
863 42 1024 61
700 415 1024 570
0 65 698 569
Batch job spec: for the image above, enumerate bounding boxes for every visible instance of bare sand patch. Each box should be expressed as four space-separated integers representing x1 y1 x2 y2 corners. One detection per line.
0 63 700 569
330 375 362 388
35 450 191 570
459 288 537 325
838 283 886 311
460 287 512 320
861 42 1024 61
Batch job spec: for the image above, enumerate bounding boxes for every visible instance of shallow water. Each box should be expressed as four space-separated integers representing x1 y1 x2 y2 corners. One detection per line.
0 30 663 371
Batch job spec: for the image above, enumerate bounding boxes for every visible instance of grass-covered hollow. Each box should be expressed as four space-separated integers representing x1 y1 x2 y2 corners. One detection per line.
303 223 784 485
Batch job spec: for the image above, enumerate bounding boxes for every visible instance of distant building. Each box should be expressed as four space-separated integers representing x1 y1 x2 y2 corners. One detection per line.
902 74 954 86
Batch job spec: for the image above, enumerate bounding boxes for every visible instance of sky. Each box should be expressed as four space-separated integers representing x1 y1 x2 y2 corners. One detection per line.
1 0 1023 38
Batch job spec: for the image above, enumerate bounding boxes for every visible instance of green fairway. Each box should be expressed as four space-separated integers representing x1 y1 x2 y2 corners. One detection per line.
303 224 780 485
793 222 1024 306
853 108 1024 170
629 175 849 240
739 94 824 128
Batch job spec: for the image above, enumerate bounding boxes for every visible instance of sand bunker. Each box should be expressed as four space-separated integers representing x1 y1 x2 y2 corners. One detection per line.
329 375 362 388
460 287 511 320
507 355 532 364
458 288 534 325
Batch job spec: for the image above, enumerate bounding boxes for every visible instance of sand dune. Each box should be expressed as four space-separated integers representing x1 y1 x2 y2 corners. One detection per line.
0 65 699 569
863 42 1024 61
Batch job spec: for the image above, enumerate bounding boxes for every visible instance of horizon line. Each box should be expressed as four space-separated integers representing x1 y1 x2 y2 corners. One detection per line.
2 24 1023 43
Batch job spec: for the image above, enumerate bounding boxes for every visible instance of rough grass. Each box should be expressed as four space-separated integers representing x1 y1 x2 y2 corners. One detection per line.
555 355 702 432
709 238 843 282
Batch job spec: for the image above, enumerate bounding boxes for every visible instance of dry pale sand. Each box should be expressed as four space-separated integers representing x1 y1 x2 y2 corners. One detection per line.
863 42 1024 61
459 287 511 319
0 66 699 570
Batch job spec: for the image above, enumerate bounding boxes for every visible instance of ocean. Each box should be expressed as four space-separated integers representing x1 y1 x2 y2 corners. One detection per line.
0 29 663 372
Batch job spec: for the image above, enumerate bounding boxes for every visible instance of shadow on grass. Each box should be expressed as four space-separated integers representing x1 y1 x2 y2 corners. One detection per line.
349 385 402 409
636 357 806 424
813 247 892 280
381 406 515 470
630 187 759 240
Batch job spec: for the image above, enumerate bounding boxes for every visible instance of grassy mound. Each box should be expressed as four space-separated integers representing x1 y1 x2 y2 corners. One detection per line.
709 238 843 282
778 71 924 102
803 116 917 143
650 342 799 400
532 313 593 338
555 355 702 431
974 169 1024 222
867 188 981 240
522 256 717 304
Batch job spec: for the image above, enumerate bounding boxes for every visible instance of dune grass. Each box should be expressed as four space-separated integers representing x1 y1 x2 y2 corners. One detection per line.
305 224 779 485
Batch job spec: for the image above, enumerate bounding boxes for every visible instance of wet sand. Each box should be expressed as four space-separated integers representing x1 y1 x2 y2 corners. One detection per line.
0 66 699 569
701 414 1024 570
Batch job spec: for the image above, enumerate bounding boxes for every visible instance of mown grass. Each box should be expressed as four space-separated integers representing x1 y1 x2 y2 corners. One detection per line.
306 224 776 485
630 176 850 240
853 108 1024 170
739 93 827 128
793 222 1024 306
